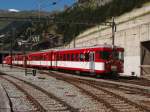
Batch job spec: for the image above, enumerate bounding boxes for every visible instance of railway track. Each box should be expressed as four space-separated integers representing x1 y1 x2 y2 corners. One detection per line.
111 77 150 87
0 76 45 112
1 84 14 112
7 65 150 87
44 70 150 95
0 73 78 112
1 66 150 112
42 71 150 112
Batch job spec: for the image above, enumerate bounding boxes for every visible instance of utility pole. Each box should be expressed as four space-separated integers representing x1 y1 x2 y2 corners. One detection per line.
23 43 27 76
111 17 117 64
112 17 116 48
10 28 15 68
19 40 27 76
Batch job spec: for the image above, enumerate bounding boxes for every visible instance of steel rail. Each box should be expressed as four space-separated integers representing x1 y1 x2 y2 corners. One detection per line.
0 72 78 112
0 75 46 112
1 84 14 112
44 71 150 112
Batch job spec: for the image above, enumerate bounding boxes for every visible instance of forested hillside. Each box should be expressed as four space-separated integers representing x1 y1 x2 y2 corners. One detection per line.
0 0 150 50
54 0 150 43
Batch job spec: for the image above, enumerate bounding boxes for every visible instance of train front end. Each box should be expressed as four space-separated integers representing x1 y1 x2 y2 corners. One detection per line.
101 47 124 76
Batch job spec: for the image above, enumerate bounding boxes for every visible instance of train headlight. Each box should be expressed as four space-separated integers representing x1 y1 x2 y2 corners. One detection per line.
111 65 117 71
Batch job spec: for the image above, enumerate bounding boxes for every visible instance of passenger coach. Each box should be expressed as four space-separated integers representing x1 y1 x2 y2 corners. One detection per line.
51 45 124 75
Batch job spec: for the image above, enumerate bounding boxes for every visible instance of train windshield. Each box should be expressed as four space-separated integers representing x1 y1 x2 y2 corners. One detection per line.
118 51 124 60
100 51 124 60
113 51 124 60
100 51 110 60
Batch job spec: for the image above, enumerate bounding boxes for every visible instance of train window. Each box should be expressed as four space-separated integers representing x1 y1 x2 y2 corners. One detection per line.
75 54 78 61
59 54 61 61
36 57 38 60
71 54 74 61
42 55 46 60
63 54 66 61
80 53 84 61
67 54 70 61
56 54 59 60
62 54 64 61
58 54 60 60
100 51 110 60
42 56 44 60
57 54 60 61
36 56 39 60
120 52 124 60
113 52 118 60
116 51 124 60
73 54 76 61
39 56 41 60
85 53 89 61
119 52 124 60
61 54 63 61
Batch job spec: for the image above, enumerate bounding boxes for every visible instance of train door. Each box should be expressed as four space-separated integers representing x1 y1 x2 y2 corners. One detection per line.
43 54 47 67
49 52 52 68
52 52 55 68
55 53 57 68
89 51 95 73
53 52 57 69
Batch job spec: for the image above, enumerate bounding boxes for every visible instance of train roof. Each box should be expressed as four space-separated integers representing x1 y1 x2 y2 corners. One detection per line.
28 44 123 54
55 44 123 52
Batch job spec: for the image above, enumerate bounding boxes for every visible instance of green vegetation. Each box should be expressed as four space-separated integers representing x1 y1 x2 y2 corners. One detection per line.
0 10 52 50
0 0 150 50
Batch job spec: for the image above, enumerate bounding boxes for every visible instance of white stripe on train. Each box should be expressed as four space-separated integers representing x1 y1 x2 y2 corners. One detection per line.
12 61 105 71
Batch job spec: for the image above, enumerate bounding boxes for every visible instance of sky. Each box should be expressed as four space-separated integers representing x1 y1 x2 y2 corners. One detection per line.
0 0 76 12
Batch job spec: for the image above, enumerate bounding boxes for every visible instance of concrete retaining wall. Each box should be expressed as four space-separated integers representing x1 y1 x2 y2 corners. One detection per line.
66 4 150 77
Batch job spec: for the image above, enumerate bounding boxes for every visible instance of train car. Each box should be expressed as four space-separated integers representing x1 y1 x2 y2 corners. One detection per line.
12 55 19 65
3 44 124 77
17 55 24 66
3 55 12 65
27 51 53 69
51 45 124 76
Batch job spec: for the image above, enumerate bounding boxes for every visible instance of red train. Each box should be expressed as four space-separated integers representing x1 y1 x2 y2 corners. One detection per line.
3 44 124 76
